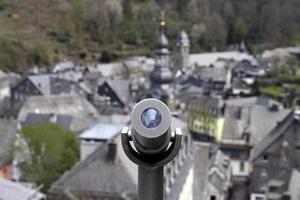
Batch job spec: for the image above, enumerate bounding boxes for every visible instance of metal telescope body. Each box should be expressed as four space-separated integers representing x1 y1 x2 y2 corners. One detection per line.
121 98 182 200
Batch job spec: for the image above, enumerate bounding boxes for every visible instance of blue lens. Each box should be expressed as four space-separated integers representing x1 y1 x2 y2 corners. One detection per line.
141 108 162 128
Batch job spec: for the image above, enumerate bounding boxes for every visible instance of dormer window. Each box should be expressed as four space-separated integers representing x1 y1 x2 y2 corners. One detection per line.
263 154 268 162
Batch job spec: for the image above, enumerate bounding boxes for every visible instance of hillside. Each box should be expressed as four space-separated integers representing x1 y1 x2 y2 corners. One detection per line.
0 0 299 72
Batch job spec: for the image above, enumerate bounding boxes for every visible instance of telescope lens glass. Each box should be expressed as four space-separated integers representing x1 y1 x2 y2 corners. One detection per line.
141 108 162 128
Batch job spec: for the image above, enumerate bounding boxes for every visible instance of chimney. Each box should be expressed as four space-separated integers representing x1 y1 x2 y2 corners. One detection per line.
106 141 117 161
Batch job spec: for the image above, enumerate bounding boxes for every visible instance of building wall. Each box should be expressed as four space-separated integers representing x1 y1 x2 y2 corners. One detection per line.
98 82 124 108
11 78 41 103
179 167 193 200
80 140 103 161
186 101 222 142
251 117 300 194
0 86 10 99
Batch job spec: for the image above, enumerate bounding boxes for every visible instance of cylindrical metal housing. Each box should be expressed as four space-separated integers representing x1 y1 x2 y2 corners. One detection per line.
138 166 164 200
131 98 171 154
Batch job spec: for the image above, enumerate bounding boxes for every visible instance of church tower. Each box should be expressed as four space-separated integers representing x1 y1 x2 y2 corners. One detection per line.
175 31 190 72
149 12 174 104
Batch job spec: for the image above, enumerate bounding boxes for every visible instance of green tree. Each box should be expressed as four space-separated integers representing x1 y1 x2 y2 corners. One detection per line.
19 123 79 192
227 18 248 44
68 0 85 35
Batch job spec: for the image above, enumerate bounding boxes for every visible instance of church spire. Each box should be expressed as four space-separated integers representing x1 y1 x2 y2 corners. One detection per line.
159 11 166 31
150 11 173 85
157 11 168 48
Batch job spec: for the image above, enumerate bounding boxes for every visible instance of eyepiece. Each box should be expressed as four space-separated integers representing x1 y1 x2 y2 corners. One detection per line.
131 98 171 154
141 108 162 129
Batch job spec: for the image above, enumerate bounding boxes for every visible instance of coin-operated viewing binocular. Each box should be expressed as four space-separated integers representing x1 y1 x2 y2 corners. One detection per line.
121 98 182 200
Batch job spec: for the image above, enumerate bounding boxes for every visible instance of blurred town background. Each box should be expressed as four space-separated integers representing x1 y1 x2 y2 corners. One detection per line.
0 0 300 200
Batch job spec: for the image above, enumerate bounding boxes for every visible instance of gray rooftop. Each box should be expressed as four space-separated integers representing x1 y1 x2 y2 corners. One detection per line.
251 111 296 161
196 67 227 82
18 94 98 121
24 113 73 130
80 123 124 141
222 97 290 144
98 79 131 106
50 135 138 198
27 74 83 96
0 178 45 200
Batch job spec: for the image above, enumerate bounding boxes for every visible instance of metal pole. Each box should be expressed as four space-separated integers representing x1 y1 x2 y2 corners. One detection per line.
138 165 164 200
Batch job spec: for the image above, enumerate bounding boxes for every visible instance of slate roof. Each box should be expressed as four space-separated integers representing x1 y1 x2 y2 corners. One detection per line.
0 178 45 200
98 79 131 106
50 135 138 198
70 114 130 133
222 97 291 144
24 113 73 130
189 51 256 67
186 95 224 111
225 96 282 108
79 123 124 141
25 113 51 124
222 107 250 140
26 74 84 96
195 66 227 82
250 111 295 161
56 115 73 129
18 94 98 121
0 119 18 168
175 85 204 103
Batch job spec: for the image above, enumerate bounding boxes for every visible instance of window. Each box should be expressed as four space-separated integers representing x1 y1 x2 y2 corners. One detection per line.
263 154 268 161
261 167 268 177
281 151 288 161
210 195 216 200
269 186 278 193
240 161 245 172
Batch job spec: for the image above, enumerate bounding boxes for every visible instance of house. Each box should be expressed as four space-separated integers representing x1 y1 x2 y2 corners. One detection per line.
184 95 224 142
97 79 131 109
0 119 18 181
189 51 257 68
79 123 125 161
218 97 292 200
0 178 45 200
192 141 234 200
49 116 194 200
206 150 232 200
221 97 290 160
249 112 300 200
193 66 230 95
11 74 86 106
